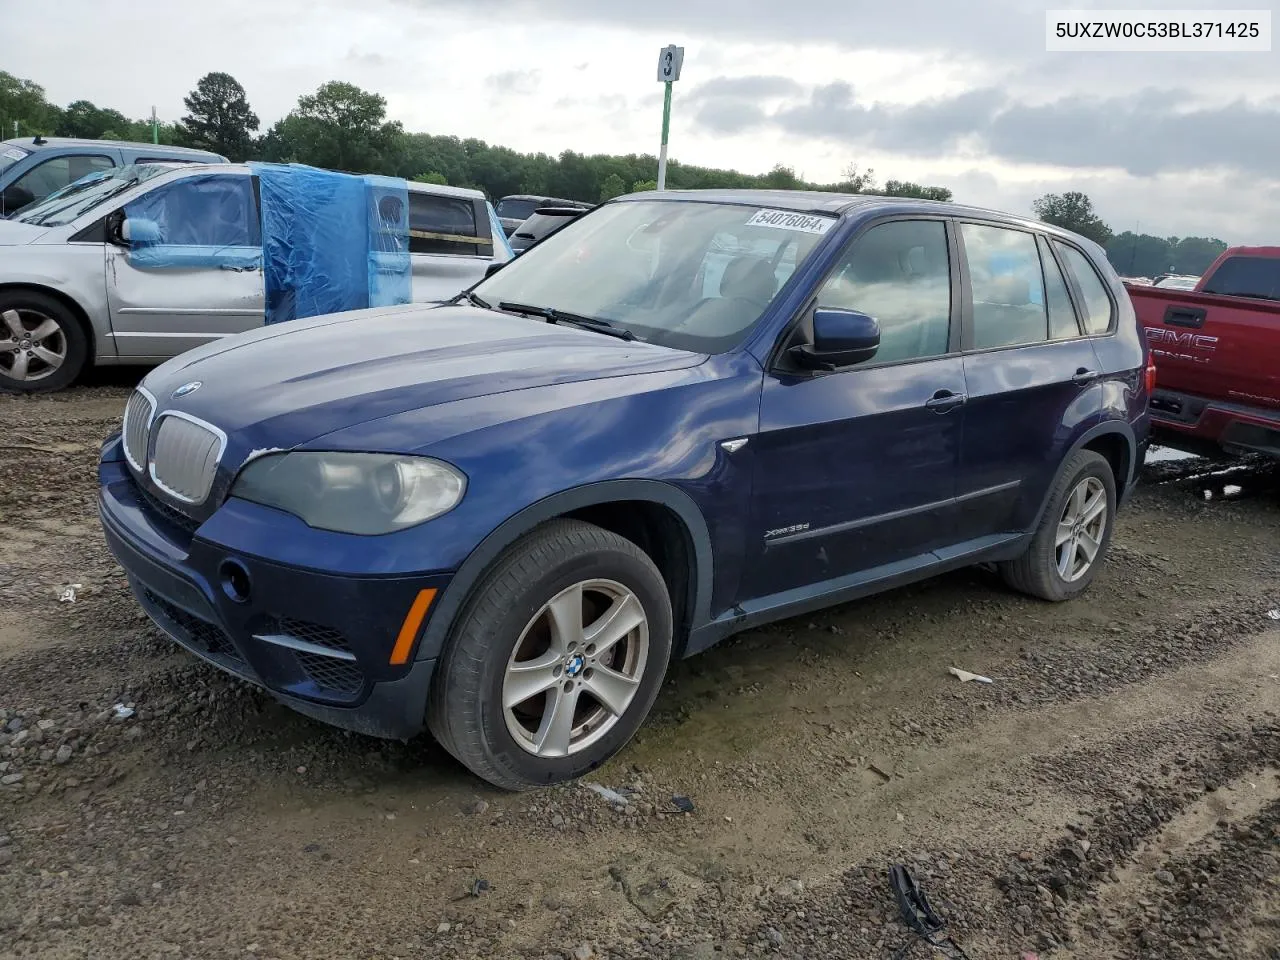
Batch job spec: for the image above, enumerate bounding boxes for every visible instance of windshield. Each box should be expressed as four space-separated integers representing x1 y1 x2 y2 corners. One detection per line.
473 199 834 353
0 145 31 174
14 163 175 227
496 198 540 221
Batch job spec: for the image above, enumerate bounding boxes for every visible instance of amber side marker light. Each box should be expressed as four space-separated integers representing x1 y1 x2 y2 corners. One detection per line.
390 588 437 665
1145 355 1158 394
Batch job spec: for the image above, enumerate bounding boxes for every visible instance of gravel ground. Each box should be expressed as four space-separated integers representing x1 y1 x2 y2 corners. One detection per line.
1 379 1279 960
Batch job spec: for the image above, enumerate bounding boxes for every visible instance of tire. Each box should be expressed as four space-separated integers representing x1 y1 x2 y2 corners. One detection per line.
1000 449 1117 602
0 291 88 394
428 519 673 791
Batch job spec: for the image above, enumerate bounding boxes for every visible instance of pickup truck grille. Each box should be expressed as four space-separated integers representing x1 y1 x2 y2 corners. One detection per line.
149 414 225 504
121 389 155 473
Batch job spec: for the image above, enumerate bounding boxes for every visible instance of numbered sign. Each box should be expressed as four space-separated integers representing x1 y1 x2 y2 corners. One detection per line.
657 45 685 82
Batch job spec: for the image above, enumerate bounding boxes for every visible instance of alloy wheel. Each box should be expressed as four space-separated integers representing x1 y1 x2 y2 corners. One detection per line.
1 308 66 383
1056 476 1108 582
502 578 649 758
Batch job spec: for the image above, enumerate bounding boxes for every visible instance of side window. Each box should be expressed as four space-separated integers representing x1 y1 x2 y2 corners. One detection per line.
961 223 1047 350
12 155 114 206
816 220 951 365
1055 242 1114 336
1200 256 1280 301
409 193 481 256
124 175 260 248
1039 238 1082 340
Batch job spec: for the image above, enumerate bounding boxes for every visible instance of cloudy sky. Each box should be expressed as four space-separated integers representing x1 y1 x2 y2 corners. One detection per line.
9 0 1279 242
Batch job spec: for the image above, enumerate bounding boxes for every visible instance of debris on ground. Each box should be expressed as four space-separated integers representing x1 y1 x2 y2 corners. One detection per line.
888 863 970 959
948 667 994 684
1266 609 1279 620
585 783 630 805
59 583 82 603
671 795 696 813
111 703 135 720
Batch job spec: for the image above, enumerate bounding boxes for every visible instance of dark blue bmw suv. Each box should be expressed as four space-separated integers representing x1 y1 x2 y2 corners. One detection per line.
98 190 1152 789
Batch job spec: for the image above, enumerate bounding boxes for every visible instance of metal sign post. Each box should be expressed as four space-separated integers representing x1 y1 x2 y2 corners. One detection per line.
655 45 684 191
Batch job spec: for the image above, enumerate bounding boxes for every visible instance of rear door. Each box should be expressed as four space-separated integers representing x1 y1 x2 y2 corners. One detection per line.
105 172 264 359
953 223 1105 539
407 191 496 301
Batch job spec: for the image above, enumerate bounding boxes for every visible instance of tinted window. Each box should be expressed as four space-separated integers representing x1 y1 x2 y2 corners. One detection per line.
11 155 114 206
1201 256 1280 301
817 220 951 364
962 223 1046 349
496 198 541 221
1040 240 1081 340
1055 243 1114 335
124 175 259 247
409 193 481 256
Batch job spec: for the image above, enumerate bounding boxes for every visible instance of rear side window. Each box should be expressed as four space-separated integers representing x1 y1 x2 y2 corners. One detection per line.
409 194 482 256
1055 242 1114 335
1039 238 1082 340
961 223 1046 350
1201 256 1280 301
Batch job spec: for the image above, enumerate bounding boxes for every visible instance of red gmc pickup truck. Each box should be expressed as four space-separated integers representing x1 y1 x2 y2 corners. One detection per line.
1127 246 1280 459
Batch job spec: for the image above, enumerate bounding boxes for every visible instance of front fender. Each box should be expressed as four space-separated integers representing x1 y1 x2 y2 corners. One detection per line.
413 479 715 662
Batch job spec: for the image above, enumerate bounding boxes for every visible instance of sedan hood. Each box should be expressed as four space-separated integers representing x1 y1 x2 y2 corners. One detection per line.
0 219 49 245
142 303 705 455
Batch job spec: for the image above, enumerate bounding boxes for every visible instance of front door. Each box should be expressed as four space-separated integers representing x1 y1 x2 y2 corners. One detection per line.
743 218 966 601
106 173 264 359
953 224 1106 540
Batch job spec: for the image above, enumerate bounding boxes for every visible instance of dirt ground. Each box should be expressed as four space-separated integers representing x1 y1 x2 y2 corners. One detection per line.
2 376 1279 960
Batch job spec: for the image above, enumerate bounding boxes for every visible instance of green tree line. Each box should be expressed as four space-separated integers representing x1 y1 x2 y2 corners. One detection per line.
1 70 952 205
1032 190 1229 277
4 69 1235 275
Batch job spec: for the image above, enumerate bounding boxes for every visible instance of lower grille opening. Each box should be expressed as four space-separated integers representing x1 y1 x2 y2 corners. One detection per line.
133 477 201 535
145 589 241 661
261 617 366 698
295 653 365 697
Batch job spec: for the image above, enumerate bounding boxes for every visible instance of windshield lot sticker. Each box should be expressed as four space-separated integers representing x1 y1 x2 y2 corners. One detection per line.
746 210 835 234
3 148 28 161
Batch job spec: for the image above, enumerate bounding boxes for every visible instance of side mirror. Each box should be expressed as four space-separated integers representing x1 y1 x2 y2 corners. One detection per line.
790 308 880 370
1 184 35 216
118 217 161 247
484 261 506 279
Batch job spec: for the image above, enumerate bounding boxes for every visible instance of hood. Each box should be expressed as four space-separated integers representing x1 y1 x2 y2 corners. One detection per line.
142 303 705 455
0 219 49 245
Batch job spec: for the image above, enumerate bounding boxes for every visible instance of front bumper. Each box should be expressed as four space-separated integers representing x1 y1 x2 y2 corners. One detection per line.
98 451 451 740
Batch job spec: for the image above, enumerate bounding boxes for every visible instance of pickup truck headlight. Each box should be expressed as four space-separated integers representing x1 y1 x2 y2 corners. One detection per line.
230 452 466 535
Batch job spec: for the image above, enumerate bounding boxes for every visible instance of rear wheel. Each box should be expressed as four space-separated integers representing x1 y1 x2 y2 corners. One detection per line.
1001 449 1117 601
428 519 673 790
0 292 88 394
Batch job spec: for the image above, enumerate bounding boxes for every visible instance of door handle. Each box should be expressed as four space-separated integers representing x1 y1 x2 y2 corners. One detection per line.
924 390 967 413
1071 368 1100 385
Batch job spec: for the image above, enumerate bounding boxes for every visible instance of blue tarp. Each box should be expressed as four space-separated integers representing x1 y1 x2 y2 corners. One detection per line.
250 162 412 325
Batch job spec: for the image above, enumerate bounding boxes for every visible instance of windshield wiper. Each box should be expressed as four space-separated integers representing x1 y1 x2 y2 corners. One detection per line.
497 301 636 341
450 289 491 309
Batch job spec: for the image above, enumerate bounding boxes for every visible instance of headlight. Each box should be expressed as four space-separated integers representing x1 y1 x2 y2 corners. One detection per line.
230 452 466 535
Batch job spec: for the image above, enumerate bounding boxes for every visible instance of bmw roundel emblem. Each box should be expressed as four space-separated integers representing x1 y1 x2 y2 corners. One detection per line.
171 381 202 400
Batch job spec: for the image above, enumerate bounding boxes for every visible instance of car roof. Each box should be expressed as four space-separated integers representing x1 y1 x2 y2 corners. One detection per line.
153 162 487 200
500 194 586 203
617 189 1099 247
2 136 223 157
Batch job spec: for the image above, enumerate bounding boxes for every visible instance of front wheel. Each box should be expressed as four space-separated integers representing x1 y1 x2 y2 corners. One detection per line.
0 292 88 394
428 519 673 790
1000 449 1117 601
